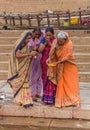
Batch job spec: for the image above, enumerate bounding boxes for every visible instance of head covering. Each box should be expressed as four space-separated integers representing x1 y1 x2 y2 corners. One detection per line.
15 31 31 52
8 31 31 79
57 31 67 39
49 31 69 58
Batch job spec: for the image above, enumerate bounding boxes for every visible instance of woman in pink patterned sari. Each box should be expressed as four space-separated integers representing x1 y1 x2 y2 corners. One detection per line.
39 27 56 104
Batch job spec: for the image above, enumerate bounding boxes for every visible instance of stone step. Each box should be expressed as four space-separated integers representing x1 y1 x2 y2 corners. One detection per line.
66 30 90 37
71 37 90 45
0 53 90 71
73 45 90 53
0 52 89 62
75 53 90 62
0 53 10 61
55 30 90 37
77 62 90 72
0 71 8 80
0 70 90 82
0 44 90 53
0 30 23 37
0 61 9 70
0 30 90 38
0 37 18 44
0 45 14 53
79 72 90 82
0 0 90 13
0 37 90 46
0 62 90 82
0 117 90 130
0 61 90 72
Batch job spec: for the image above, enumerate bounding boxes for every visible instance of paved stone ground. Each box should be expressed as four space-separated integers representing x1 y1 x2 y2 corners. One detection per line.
80 82 90 109
0 80 90 120
0 117 90 130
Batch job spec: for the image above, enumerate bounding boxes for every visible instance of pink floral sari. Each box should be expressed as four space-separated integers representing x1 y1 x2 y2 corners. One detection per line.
41 37 56 104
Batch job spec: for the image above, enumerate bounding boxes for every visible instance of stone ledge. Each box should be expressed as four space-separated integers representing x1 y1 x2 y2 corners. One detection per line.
0 103 90 120
50 119 90 130
0 117 90 130
73 108 90 120
0 104 72 119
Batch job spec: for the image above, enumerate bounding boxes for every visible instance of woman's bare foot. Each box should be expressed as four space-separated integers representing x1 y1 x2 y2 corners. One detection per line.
75 104 81 109
35 94 41 98
32 97 37 102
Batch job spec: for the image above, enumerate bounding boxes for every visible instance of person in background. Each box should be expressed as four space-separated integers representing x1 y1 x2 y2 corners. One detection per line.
47 31 80 108
39 27 56 104
7 31 37 107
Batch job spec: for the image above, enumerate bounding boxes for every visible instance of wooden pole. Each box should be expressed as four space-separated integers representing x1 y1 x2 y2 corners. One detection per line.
47 14 50 27
4 16 8 25
57 14 60 28
3 12 8 25
9 16 12 25
79 8 82 26
37 15 40 27
12 17 15 26
68 11 71 26
27 15 31 26
19 16 23 26
9 12 12 25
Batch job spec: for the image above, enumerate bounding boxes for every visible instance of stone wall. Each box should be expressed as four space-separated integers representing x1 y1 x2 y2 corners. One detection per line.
0 0 90 13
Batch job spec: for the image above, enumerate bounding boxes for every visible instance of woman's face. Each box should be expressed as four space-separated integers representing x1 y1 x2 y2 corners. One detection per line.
57 38 66 46
46 31 53 40
25 35 32 44
34 31 41 38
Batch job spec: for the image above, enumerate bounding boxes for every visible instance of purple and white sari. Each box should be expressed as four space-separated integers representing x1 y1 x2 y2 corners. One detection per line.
28 32 44 97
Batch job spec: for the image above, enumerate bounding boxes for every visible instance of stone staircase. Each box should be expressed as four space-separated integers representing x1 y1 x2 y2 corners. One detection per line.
0 0 90 13
0 30 23 80
0 30 90 130
0 30 90 82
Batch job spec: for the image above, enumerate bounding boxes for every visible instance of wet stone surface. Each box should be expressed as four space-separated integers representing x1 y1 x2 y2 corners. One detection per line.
80 82 90 110
0 80 90 121
0 81 90 109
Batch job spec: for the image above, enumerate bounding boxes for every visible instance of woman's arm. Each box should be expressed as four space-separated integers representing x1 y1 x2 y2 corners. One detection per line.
16 49 38 58
46 37 52 47
38 37 52 53
38 38 46 52
16 50 29 58
38 44 46 53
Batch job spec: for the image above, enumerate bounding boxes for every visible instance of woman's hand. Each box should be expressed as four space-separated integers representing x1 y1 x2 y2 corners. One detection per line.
55 60 64 65
38 44 45 53
29 51 38 56
46 58 51 65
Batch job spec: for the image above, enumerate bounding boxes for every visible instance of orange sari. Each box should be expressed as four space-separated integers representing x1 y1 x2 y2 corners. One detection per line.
48 39 80 107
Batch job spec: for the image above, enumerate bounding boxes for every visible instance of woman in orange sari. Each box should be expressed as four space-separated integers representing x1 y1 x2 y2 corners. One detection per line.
47 31 80 108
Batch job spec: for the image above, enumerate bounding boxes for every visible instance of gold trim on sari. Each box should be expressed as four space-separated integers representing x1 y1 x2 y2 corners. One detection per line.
8 31 33 106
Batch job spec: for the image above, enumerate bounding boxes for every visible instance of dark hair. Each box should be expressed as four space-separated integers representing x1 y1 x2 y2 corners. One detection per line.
15 32 32 52
20 32 32 45
45 27 54 34
33 27 41 33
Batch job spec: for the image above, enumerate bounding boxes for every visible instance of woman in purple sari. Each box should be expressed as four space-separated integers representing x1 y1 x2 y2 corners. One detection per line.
39 27 56 104
28 27 45 101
